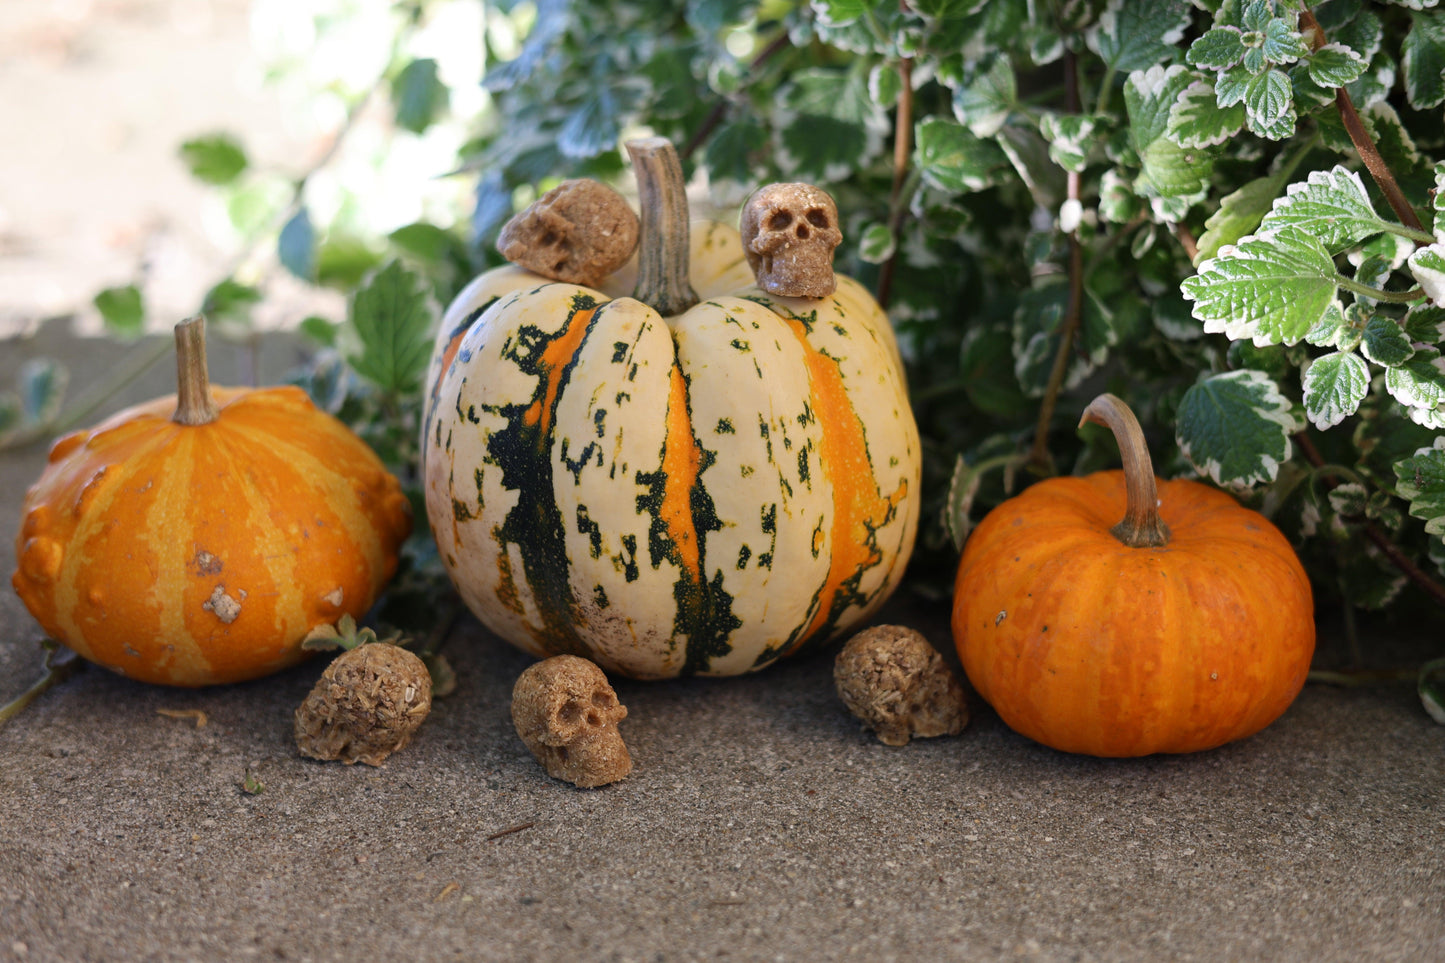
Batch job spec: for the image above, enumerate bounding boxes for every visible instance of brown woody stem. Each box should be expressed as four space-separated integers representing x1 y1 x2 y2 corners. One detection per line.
625 137 699 317
1079 393 1170 548
172 316 219 426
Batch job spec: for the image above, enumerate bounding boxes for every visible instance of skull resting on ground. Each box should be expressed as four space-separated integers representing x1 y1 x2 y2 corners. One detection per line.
511 655 632 787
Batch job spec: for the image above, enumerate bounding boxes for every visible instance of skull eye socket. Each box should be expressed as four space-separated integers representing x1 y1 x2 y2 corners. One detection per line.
767 210 794 231
558 699 583 724
805 208 831 229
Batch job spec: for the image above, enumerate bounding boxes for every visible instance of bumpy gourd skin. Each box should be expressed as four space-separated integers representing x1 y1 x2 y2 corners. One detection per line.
952 471 1315 757
423 223 921 680
13 386 412 687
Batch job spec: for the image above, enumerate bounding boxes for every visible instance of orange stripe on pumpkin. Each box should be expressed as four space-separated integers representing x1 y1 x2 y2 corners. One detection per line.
659 361 702 583
523 304 599 436
783 318 906 651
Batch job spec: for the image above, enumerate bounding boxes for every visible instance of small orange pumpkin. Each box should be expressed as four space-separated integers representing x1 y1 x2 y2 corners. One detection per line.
12 318 412 687
951 393 1315 757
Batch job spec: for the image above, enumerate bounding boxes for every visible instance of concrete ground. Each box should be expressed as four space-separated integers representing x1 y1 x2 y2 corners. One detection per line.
2 319 1443 963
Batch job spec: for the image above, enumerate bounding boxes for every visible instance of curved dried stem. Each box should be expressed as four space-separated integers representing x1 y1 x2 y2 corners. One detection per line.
1079 393 1171 549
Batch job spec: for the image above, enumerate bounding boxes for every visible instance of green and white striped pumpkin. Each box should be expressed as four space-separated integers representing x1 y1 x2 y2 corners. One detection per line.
422 141 920 679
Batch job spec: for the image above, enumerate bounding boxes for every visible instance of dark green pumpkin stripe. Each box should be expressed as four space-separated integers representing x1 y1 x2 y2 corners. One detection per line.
487 293 601 657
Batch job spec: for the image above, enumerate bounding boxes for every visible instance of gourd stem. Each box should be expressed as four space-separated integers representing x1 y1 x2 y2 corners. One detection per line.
1079 393 1170 548
173 316 220 426
625 137 699 317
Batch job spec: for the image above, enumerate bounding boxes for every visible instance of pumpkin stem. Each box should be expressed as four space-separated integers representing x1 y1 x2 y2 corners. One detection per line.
1079 393 1170 548
173 316 220 427
625 137 699 317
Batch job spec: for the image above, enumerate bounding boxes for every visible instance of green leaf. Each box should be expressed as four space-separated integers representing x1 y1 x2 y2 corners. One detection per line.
1403 304 1445 343
1241 0 1274 32
299 316 338 348
318 235 384 289
558 88 621 160
953 56 1016 138
858 222 896 264
1307 43 1368 88
1361 316 1415 366
1214 63 1253 106
1408 243 1445 303
1187 26 1246 69
388 222 460 264
943 454 984 551
1177 369 1298 487
1305 300 1350 347
1402 11 1445 109
1385 346 1445 411
776 68 887 181
1260 19 1308 66
1181 226 1341 346
1395 438 1445 535
346 260 435 396
202 279 262 332
1127 65 1216 199
1167 80 1246 149
915 117 1007 193
278 208 316 281
17 359 66 426
1244 68 1293 126
1328 482 1369 517
392 58 448 134
179 134 248 186
1196 173 1286 263
1039 113 1098 173
704 118 766 188
1302 350 1369 429
869 63 903 108
1258 166 1389 252
1089 0 1192 73
93 285 144 337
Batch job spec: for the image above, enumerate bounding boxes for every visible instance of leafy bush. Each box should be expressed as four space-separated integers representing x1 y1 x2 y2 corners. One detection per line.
10 0 1445 644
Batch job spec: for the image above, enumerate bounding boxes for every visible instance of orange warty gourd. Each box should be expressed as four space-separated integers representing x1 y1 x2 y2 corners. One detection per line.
12 318 412 687
951 393 1315 757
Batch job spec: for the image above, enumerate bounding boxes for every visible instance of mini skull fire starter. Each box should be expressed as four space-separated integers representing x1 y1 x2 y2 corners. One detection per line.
512 655 632 788
740 182 843 298
496 179 639 287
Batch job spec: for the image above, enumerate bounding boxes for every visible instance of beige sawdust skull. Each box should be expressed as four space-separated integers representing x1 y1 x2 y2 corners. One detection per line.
511 655 631 787
740 183 842 298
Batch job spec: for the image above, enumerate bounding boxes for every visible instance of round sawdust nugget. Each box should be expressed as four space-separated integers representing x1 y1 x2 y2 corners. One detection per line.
294 644 433 766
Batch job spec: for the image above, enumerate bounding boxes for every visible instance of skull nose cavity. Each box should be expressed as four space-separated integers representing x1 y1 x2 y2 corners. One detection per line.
796 224 811 240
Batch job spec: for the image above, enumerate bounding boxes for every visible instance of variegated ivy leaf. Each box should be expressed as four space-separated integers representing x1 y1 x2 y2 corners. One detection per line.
858 222 896 264
1167 80 1246 149
775 67 888 182
1327 482 1369 517
1385 346 1445 411
1307 43 1369 88
1403 304 1445 342
1314 0 1385 64
915 116 1008 194
1181 226 1340 346
953 56 1016 138
1177 369 1298 488
1257 167 1388 252
1409 243 1445 303
1244 68 1293 127
1214 63 1252 106
1260 18 1310 66
1304 300 1350 347
1127 65 1216 200
1394 437 1445 536
1088 0 1192 74
1187 26 1246 70
1040 113 1098 173
943 454 984 551
1362 316 1415 366
1303 350 1369 429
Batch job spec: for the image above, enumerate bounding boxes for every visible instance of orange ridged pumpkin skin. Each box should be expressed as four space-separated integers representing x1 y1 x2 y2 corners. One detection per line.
951 470 1315 757
13 385 412 687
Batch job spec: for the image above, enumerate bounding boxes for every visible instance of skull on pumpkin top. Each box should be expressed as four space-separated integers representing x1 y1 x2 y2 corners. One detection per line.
740 182 843 298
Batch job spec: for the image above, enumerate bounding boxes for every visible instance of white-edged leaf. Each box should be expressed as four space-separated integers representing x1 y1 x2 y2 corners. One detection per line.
943 454 984 551
1040 112 1098 173
1214 63 1252 106
1127 65 1216 199
1261 19 1309 66
1385 347 1445 411
1408 243 1445 303
953 56 1016 138
1303 350 1369 429
1089 0 1192 73
1167 80 1246 149
1305 300 1350 346
1176 369 1298 488
1435 161 1445 243
1258 166 1389 252
1395 437 1445 536
1244 68 1293 125
1308 42 1369 88
1404 304 1445 342
775 67 888 182
1187 26 1246 69
1328 481 1369 517
1181 226 1341 346
1361 316 1415 366
858 222 896 264
915 116 1008 193
1195 172 1286 264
